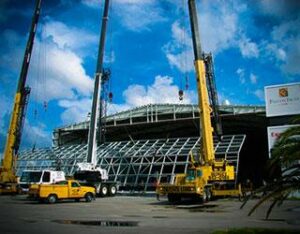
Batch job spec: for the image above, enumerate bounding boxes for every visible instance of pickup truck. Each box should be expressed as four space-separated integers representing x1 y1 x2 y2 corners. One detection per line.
28 180 96 204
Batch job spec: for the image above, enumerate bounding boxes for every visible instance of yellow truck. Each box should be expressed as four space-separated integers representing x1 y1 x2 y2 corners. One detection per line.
28 180 96 204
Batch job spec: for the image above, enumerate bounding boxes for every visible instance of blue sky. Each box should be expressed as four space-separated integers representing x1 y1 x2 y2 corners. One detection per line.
0 0 299 151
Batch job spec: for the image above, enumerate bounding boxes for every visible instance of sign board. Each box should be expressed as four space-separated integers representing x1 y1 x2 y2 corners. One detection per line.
267 124 300 157
265 82 300 117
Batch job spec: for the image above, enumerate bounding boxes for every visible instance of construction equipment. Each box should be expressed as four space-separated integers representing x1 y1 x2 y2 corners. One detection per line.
0 0 41 194
19 169 66 193
73 0 118 197
28 179 96 204
156 0 243 202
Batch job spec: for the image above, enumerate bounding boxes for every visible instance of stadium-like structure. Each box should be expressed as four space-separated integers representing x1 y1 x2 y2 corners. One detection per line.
18 103 267 192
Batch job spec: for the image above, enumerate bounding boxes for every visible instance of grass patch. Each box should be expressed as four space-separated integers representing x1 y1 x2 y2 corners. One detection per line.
212 228 299 234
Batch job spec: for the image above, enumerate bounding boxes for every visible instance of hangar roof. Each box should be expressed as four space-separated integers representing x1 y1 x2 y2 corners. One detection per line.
57 103 265 131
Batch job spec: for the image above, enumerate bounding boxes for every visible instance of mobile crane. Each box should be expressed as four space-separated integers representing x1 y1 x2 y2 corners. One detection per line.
0 0 42 194
73 0 118 197
156 0 243 202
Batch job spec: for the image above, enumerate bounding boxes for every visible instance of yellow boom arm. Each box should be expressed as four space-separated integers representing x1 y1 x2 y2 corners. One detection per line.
188 0 215 164
0 93 22 183
194 60 214 163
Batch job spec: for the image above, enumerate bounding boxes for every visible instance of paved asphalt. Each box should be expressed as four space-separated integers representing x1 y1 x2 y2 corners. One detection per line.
0 195 299 234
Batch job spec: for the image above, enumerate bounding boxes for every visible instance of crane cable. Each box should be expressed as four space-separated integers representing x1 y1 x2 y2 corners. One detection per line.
106 0 114 113
30 15 48 150
178 0 189 101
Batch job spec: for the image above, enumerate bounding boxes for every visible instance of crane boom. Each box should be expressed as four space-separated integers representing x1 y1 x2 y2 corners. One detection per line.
0 0 42 192
74 0 119 197
86 0 110 165
188 0 214 163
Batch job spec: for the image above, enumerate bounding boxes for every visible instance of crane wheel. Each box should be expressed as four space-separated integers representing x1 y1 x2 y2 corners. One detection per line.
202 191 207 203
100 185 108 197
205 188 212 202
47 194 57 204
108 185 117 196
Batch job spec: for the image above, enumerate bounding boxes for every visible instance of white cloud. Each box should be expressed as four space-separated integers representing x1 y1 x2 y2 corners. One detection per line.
222 99 231 105
280 38 300 75
253 89 264 101
28 40 94 102
271 18 300 75
21 120 52 148
0 22 95 104
42 20 98 55
196 1 256 59
166 50 194 73
238 35 259 58
250 73 258 84
171 21 191 48
124 75 196 106
107 103 131 115
58 75 197 119
199 3 238 54
104 50 115 64
0 22 95 145
106 75 197 114
82 0 154 8
163 1 260 73
262 17 300 76
114 2 167 32
236 68 246 84
81 0 99 8
265 43 286 61
0 98 50 149
58 98 92 125
163 21 194 73
82 0 166 32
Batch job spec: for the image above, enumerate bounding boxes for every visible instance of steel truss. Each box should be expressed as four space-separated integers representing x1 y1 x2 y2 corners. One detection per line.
17 135 245 193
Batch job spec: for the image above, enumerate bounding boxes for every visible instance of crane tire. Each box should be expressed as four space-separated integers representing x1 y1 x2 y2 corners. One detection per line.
205 188 212 202
100 184 108 197
202 191 208 203
108 185 117 196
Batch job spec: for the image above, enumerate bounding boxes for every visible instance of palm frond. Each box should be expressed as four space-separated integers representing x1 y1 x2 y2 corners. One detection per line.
244 118 300 218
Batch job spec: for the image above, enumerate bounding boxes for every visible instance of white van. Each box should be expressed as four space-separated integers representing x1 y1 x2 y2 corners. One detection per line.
19 170 66 192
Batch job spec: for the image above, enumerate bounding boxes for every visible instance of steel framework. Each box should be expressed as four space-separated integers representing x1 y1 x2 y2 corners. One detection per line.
17 135 245 193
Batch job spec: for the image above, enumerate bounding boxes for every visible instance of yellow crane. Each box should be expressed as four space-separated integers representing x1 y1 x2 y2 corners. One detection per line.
156 0 242 202
0 0 42 194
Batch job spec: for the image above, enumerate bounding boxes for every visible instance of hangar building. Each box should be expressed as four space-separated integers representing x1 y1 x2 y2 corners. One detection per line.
18 103 268 192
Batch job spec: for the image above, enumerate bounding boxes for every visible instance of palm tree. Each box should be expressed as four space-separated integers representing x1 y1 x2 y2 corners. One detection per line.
242 116 300 219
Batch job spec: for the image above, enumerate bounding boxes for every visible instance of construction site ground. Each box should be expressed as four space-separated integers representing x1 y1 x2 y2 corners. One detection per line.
0 195 299 234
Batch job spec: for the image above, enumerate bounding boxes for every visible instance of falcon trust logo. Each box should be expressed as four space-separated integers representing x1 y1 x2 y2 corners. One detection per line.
279 88 288 97
269 87 300 105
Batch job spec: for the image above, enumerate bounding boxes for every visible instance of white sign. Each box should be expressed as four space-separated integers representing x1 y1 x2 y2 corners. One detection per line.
265 82 300 117
267 124 300 157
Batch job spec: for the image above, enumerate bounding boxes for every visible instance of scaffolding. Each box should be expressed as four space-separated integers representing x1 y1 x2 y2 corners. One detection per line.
17 135 245 193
